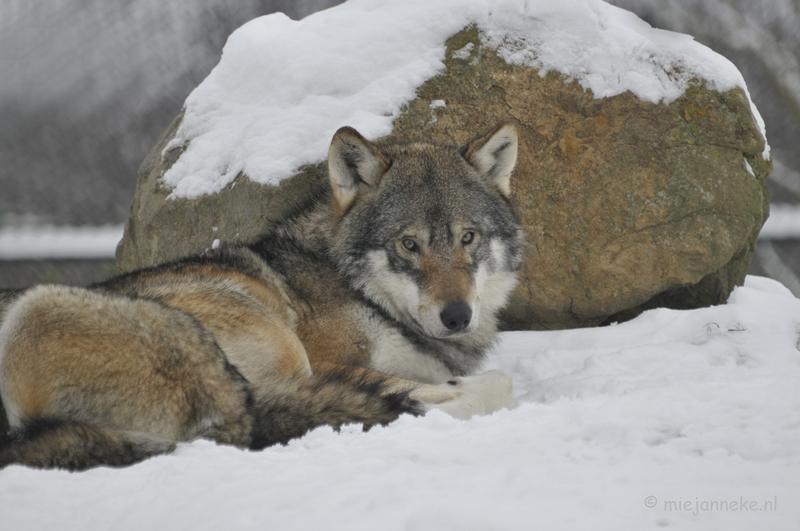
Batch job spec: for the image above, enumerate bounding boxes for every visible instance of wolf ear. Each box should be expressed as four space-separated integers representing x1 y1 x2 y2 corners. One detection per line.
462 122 518 197
328 127 390 213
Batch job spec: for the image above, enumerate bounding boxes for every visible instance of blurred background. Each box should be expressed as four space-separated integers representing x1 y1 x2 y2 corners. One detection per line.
1 0 798 293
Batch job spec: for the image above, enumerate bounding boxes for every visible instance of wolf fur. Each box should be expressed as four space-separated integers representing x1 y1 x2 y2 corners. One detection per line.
0 122 525 470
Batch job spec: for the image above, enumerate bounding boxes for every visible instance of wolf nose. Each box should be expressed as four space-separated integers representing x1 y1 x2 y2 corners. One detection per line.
440 302 472 332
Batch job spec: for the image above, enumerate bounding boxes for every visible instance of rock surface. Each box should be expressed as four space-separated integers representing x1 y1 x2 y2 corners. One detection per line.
117 26 771 330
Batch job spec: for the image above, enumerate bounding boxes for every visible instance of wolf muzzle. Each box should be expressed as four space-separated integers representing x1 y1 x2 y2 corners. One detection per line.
440 301 472 332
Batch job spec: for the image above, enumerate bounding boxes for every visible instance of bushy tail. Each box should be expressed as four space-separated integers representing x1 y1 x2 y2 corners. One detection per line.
249 368 423 449
0 418 175 471
0 369 423 469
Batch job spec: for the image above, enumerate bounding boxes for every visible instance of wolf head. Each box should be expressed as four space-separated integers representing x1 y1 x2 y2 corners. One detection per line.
327 123 525 340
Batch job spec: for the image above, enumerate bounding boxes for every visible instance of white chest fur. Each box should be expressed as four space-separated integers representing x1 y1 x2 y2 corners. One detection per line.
352 305 453 384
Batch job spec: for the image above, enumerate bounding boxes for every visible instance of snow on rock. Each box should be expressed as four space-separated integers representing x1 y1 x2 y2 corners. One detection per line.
2 275 799 530
163 0 768 199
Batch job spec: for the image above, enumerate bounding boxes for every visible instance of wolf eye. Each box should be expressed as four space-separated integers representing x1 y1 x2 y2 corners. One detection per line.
401 237 418 252
461 231 475 245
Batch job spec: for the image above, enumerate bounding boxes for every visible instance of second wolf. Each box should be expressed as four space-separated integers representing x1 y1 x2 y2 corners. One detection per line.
0 122 525 470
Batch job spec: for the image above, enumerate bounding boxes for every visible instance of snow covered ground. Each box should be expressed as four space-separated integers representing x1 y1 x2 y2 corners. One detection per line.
1 3 797 527
1 275 798 530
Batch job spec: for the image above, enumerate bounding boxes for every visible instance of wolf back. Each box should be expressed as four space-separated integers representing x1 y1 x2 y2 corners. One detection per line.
0 122 525 470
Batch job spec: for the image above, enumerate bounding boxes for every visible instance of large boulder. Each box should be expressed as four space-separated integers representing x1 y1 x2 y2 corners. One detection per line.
117 24 770 331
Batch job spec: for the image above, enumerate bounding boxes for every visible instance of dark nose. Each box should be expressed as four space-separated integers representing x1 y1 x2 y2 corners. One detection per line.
440 302 472 331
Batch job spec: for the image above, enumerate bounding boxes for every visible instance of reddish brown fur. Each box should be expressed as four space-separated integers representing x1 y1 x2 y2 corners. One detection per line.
418 249 474 306
2 286 253 443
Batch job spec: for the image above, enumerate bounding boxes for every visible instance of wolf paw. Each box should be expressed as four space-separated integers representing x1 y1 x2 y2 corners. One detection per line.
443 370 513 414
407 370 513 420
427 390 485 420
408 387 485 420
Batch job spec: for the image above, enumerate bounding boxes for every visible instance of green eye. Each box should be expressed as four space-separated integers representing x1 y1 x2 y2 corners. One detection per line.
402 237 418 252
462 231 475 245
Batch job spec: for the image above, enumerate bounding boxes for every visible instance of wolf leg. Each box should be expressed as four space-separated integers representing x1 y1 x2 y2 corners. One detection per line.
0 418 175 471
248 367 425 449
304 364 507 421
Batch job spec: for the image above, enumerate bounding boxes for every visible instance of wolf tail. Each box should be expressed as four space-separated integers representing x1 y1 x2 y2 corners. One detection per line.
0 418 175 471
249 368 424 449
0 369 422 469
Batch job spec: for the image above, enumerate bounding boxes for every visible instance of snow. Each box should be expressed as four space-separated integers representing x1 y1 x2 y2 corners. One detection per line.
0 225 123 260
163 0 769 200
759 204 800 240
2 275 799 530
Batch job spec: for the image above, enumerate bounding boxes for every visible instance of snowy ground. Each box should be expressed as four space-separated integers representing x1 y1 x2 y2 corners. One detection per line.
1 3 797 527
1 275 798 530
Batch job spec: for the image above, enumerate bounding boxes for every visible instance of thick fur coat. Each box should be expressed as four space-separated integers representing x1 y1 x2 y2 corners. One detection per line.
0 123 525 470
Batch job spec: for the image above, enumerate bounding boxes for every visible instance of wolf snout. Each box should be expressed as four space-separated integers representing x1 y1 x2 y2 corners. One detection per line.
440 301 472 332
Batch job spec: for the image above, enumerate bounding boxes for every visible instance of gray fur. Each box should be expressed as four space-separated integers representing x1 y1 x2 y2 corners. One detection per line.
0 123 524 470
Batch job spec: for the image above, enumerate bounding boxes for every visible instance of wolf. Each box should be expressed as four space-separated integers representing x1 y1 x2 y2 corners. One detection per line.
0 122 525 470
